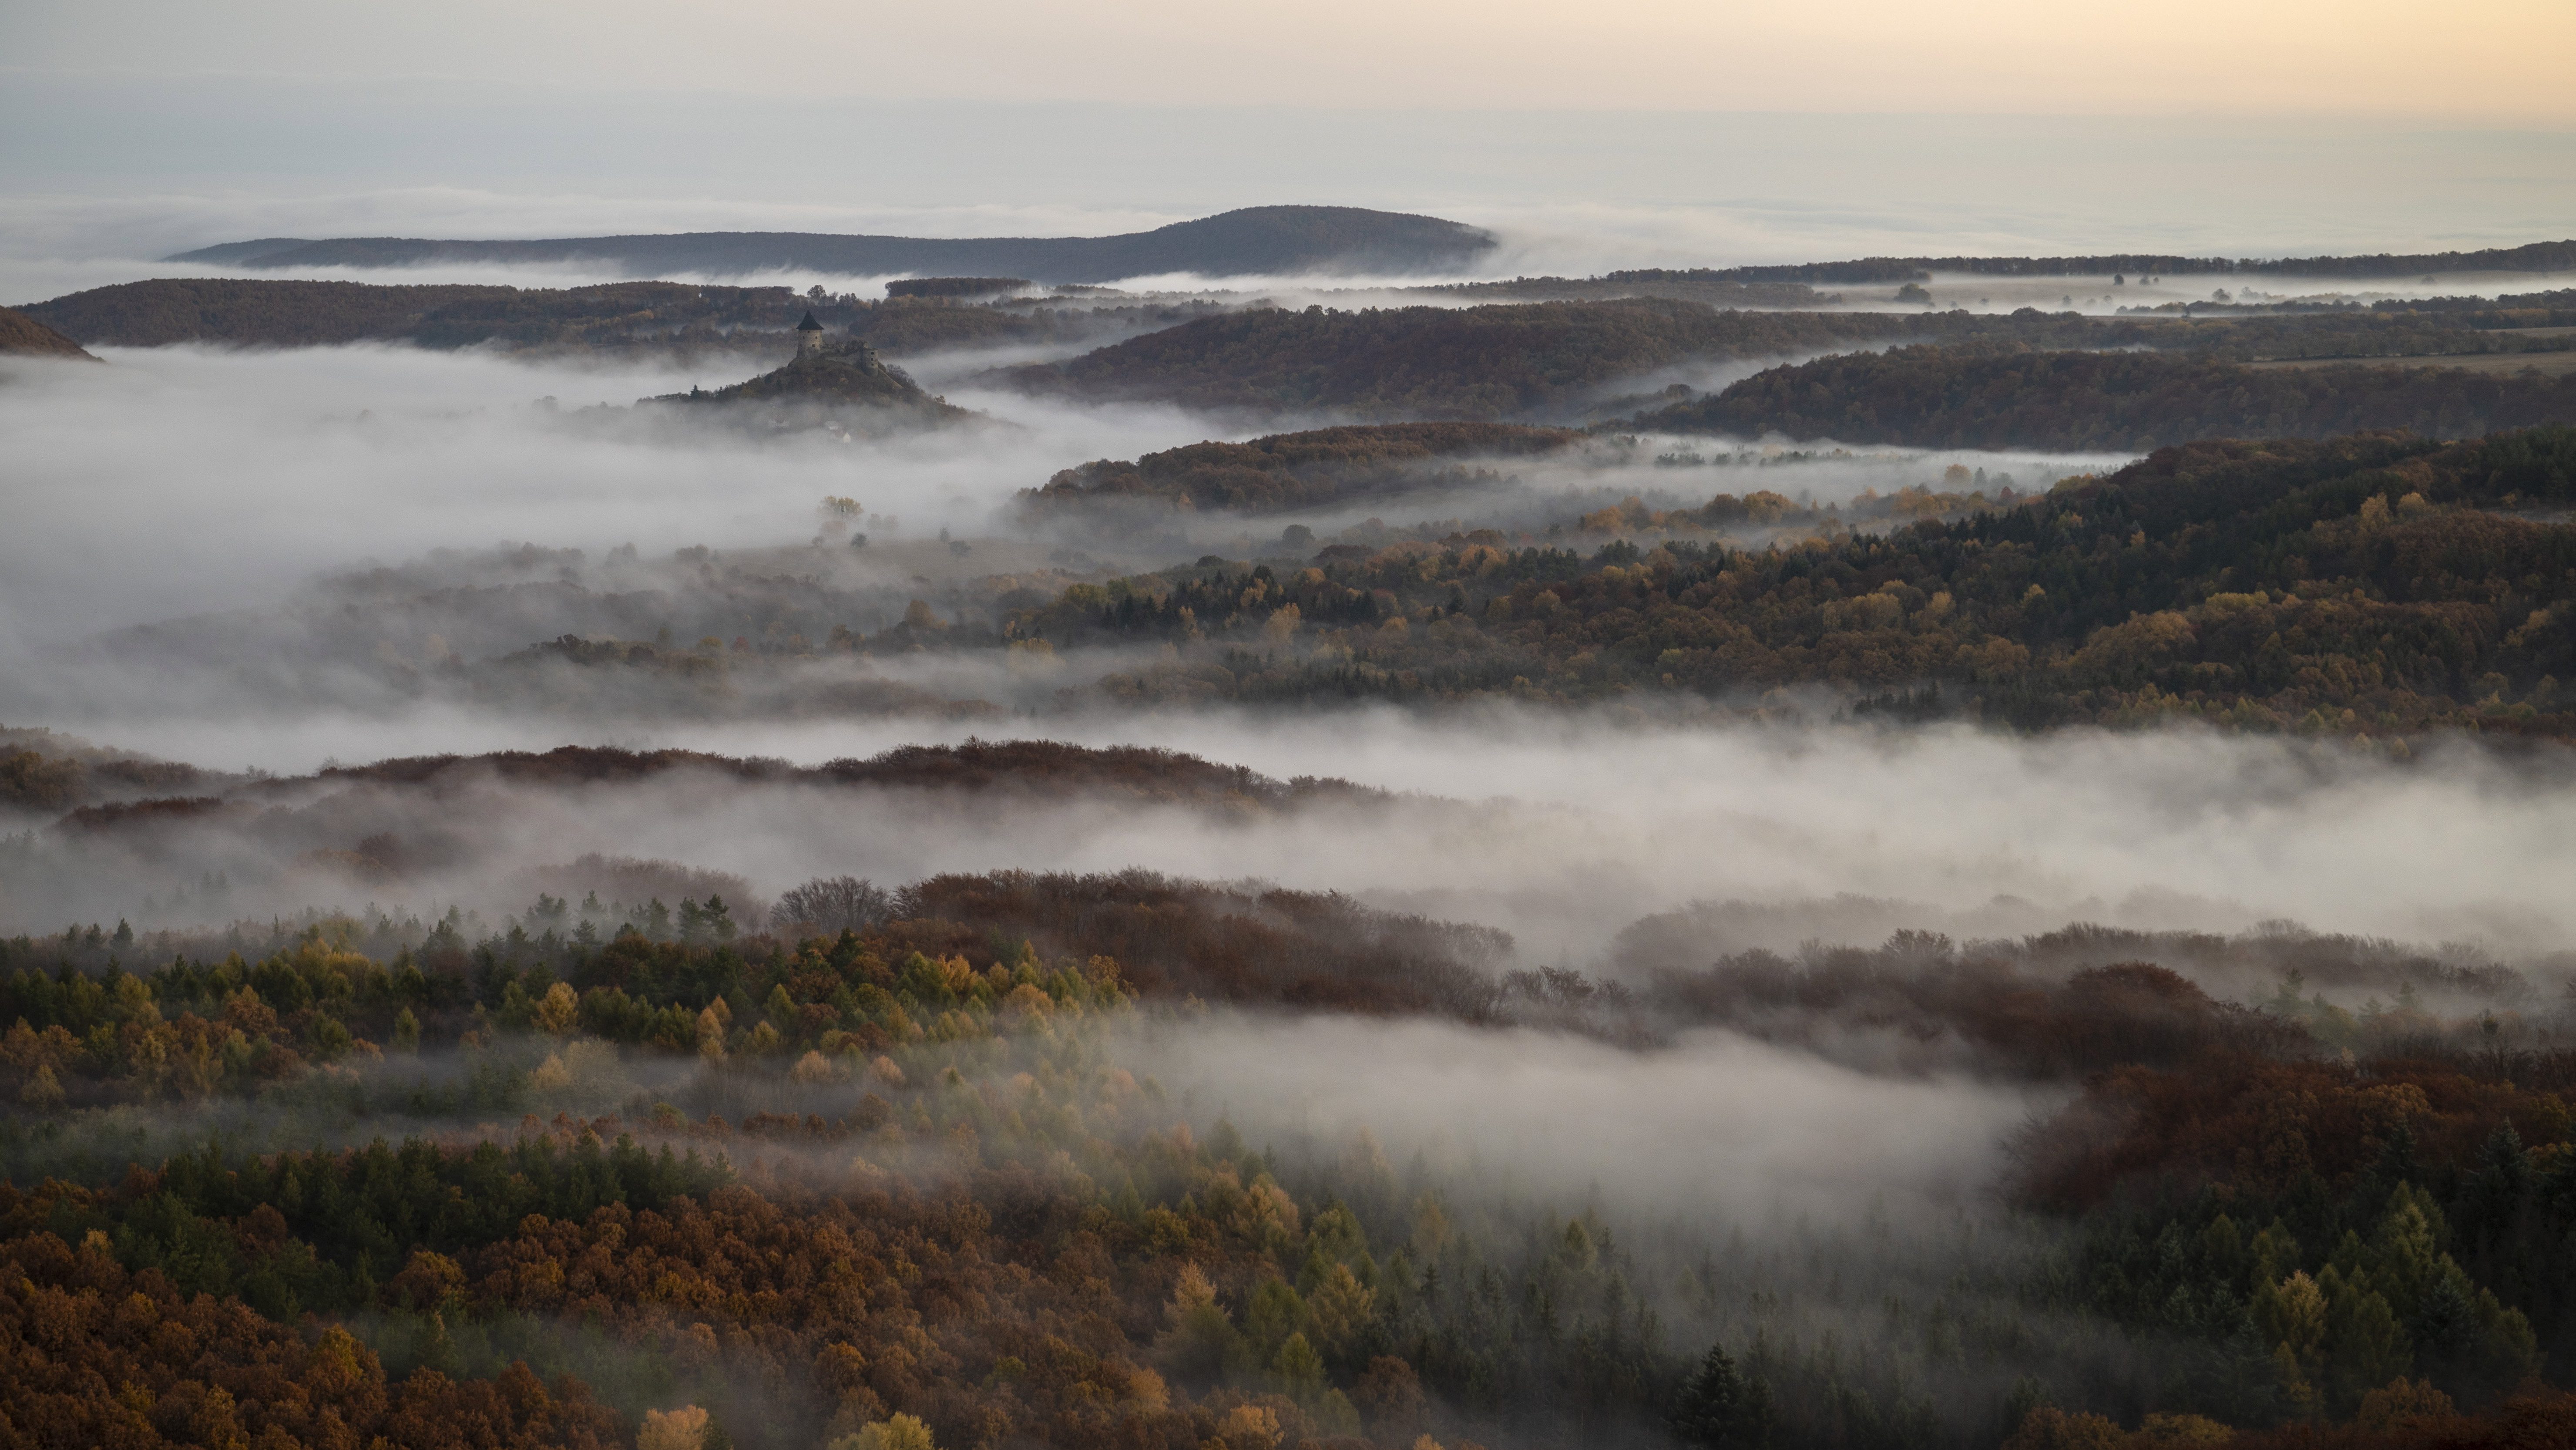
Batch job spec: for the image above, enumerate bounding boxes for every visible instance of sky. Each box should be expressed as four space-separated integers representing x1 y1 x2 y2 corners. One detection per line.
3 1 2573 284
10 0 2575 120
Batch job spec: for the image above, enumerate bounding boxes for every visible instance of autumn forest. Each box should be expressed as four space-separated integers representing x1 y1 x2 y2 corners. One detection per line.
6 192 2576 1450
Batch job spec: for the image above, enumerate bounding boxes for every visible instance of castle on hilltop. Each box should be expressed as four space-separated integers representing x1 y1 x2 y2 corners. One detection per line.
638 309 958 431
795 311 873 364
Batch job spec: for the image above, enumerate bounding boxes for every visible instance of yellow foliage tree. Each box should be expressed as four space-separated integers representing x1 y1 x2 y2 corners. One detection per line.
1305 1262 1377 1355
2354 1377 2455 1430
829 1413 936 1450
1214 1404 1280 1450
2254 1269 2328 1411
529 1053 574 1093
534 981 579 1036
638 1405 710 1450
20 1063 63 1109
2130 1411 2232 1445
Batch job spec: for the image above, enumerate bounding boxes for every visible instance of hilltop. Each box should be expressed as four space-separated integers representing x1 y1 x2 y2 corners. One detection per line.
162 205 1498 282
0 305 98 360
641 330 972 431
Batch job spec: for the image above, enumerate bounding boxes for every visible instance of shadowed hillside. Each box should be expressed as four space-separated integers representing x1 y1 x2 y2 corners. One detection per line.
988 301 1960 421
1021 421 1584 517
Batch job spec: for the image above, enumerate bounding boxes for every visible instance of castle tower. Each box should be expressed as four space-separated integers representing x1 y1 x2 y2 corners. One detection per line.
795 310 826 355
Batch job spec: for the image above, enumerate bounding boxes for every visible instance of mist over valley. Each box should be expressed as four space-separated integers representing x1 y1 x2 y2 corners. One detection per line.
7 26 2576 1450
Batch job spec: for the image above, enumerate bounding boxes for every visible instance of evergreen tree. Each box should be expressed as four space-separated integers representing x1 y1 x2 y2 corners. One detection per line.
1673 1341 1773 1449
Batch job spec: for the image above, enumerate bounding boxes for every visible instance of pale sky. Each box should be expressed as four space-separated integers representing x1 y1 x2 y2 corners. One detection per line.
11 0 2575 120
3 0 2570 277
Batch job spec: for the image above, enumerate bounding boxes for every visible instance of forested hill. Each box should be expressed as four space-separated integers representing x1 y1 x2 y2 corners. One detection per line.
641 338 973 430
9 862 2576 1447
23 278 526 348
13 277 1154 355
1022 421 1582 516
989 302 1954 421
1009 427 2576 735
988 302 2576 424
0 305 98 360
163 205 1497 282
1637 346 2576 451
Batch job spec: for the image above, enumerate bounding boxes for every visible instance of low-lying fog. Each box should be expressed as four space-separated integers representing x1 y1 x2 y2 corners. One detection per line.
0 341 2121 654
11 706 2571 968
0 344 1216 634
4 345 2561 973
1130 1010 2036 1224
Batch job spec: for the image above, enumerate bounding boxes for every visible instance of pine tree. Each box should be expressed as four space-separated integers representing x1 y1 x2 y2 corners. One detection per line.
1673 1341 1772 1449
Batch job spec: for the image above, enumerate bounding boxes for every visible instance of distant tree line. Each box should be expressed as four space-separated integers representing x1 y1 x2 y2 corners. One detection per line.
987 301 1972 420
989 301 2576 423
1635 345 2576 452
1666 240 2576 283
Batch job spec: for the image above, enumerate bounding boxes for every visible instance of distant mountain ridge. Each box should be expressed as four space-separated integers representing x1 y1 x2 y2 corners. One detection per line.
165 205 1498 282
1645 239 2576 285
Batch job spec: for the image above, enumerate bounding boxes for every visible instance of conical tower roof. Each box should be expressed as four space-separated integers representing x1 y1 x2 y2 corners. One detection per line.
796 311 824 331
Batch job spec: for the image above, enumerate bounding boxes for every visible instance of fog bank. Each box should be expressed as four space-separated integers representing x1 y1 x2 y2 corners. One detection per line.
0 344 1220 636
12 709 2569 963
1128 1009 2042 1225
